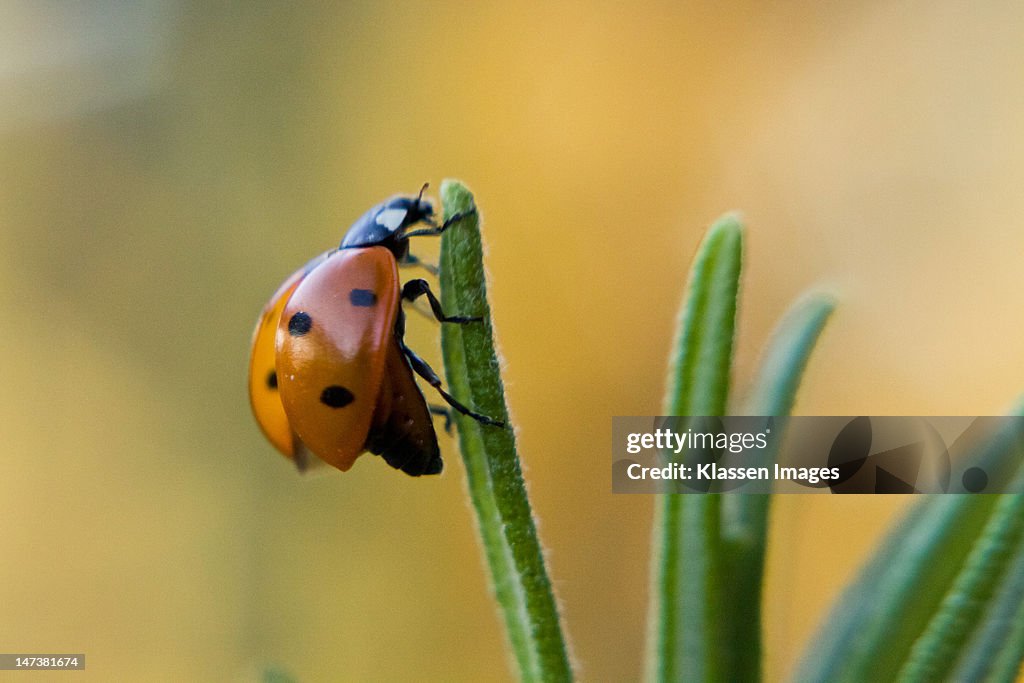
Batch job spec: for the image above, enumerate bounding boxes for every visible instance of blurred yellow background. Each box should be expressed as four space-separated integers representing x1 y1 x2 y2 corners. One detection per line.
1 2 1022 681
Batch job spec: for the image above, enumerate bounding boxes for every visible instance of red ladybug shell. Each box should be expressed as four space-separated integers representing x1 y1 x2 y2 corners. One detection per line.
247 251 330 468
274 247 441 474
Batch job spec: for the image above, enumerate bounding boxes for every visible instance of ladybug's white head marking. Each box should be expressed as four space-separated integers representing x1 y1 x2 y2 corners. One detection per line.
375 207 408 232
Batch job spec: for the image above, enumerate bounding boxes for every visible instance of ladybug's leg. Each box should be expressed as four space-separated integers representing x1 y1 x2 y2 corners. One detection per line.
438 207 476 231
401 207 478 239
428 405 454 434
399 342 505 428
293 442 311 473
402 279 481 324
400 253 439 276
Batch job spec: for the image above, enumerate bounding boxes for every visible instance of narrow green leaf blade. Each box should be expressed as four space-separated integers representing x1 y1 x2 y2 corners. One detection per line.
662 214 744 418
949 527 1024 682
718 292 835 681
743 292 836 418
648 215 743 683
987 560 1024 682
793 403 1024 682
438 180 573 683
897 479 1024 682
794 496 999 683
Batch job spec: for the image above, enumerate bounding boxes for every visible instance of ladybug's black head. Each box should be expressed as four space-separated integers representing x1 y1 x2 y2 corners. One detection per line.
340 193 436 259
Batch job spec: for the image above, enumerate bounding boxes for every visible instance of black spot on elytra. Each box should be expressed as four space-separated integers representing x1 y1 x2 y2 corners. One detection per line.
349 288 377 307
265 370 278 390
288 312 312 336
320 385 355 408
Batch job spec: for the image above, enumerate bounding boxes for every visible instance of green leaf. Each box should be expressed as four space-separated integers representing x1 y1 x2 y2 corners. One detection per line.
718 293 835 682
438 179 573 683
647 215 743 683
795 494 1001 683
948 523 1024 682
793 404 1024 682
897 477 1024 682
661 214 744 418
741 292 836 418
987 553 1024 682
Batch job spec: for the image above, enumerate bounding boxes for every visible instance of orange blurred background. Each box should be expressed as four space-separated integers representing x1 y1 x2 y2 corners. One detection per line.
1 2 1022 681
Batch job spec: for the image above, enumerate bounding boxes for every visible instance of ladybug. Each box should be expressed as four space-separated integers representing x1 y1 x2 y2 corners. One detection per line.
248 186 504 476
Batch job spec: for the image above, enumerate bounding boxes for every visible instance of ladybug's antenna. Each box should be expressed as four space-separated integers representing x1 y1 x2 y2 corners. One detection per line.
398 182 439 240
